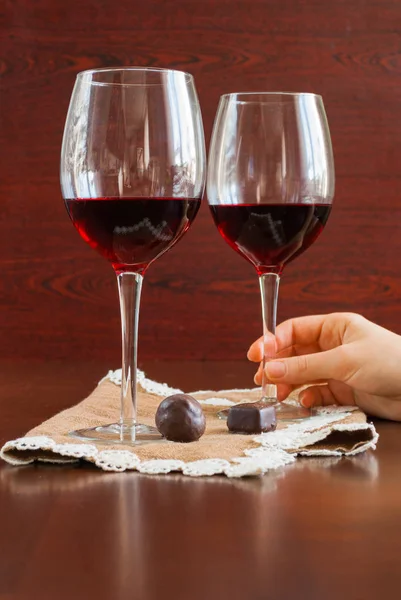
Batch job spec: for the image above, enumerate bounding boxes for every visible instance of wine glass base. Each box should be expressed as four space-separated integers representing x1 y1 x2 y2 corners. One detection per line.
68 422 163 445
217 401 316 422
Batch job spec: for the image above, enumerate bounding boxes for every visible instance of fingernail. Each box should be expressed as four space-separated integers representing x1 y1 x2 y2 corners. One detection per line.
265 361 286 379
299 391 308 407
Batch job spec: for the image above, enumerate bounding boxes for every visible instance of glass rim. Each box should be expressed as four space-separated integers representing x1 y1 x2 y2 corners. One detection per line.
76 66 194 86
220 91 323 102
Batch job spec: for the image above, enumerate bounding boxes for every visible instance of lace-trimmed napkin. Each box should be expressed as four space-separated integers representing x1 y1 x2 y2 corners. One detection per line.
0 369 378 477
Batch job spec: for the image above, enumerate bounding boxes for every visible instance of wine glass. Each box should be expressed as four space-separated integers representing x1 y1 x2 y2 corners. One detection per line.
207 92 334 420
60 67 206 443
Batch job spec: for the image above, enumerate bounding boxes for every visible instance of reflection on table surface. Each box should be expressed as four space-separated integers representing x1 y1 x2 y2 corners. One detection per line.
0 361 400 599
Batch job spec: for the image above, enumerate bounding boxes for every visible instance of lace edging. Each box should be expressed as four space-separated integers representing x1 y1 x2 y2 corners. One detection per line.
0 374 378 476
102 369 259 405
101 369 183 397
0 438 296 477
0 417 377 476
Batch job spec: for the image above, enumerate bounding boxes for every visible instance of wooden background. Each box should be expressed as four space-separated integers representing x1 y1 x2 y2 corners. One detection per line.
2 0 401 367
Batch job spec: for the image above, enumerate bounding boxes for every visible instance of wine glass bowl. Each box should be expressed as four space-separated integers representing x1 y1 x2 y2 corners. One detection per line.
207 92 334 420
61 68 206 443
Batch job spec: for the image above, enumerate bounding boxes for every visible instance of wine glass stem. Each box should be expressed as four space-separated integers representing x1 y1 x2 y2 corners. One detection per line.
117 272 143 439
259 273 280 403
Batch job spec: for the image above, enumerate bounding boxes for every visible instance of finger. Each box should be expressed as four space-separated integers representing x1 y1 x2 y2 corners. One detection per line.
254 360 297 387
248 317 327 362
248 338 264 362
254 362 263 385
253 364 296 401
298 384 339 408
299 383 401 422
264 347 353 386
249 335 320 366
250 312 355 364
275 342 323 360
247 331 276 362
276 383 296 402
274 313 348 356
299 381 357 408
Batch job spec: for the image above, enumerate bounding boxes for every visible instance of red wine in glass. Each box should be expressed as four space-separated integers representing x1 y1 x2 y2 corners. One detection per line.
66 197 201 273
207 92 335 421
60 67 206 443
210 203 331 275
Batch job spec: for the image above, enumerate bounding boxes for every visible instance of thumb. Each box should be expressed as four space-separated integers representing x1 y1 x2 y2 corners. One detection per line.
264 348 349 385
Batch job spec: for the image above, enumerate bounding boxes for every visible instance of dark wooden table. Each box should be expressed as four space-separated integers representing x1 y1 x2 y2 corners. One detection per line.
1 360 400 600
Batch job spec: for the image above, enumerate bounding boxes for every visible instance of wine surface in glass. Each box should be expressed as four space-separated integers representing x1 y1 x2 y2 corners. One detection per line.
66 197 201 273
210 203 331 275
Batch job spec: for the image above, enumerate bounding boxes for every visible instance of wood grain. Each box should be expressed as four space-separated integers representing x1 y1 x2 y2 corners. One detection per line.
2 0 401 362
0 360 401 600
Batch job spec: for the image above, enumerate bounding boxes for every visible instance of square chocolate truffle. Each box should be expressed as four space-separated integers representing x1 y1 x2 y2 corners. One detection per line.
227 401 277 434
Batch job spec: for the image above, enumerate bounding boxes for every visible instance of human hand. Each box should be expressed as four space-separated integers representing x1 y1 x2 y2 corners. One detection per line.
248 313 401 421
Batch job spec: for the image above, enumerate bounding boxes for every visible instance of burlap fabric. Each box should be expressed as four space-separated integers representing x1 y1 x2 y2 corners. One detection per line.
0 371 378 477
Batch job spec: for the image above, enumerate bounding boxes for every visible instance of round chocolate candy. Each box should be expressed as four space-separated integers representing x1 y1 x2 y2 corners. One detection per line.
155 394 206 442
